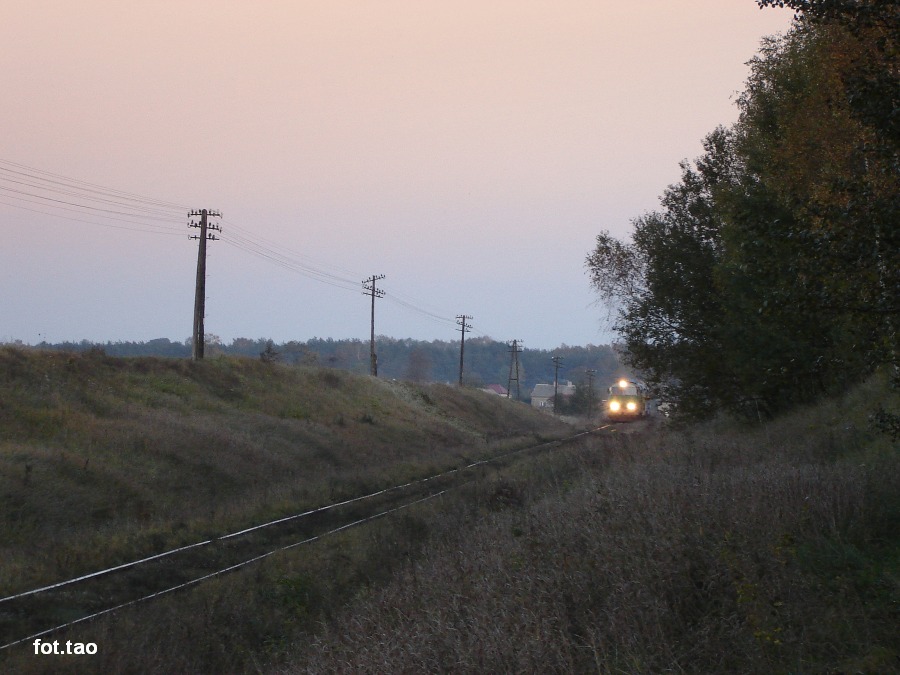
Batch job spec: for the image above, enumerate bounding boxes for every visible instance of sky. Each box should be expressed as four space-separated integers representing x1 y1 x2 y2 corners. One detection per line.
1 1 793 350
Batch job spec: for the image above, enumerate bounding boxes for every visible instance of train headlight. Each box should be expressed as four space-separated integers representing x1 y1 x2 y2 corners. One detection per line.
626 401 637 411
609 400 621 412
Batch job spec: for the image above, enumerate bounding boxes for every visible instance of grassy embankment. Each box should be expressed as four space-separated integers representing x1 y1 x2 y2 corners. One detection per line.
2 346 897 673
0 347 573 613
284 372 899 674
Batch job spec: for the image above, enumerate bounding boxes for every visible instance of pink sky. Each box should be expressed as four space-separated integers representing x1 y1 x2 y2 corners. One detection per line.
1 1 793 348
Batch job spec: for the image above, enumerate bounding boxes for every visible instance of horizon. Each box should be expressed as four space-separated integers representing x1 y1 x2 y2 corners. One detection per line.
1 2 793 351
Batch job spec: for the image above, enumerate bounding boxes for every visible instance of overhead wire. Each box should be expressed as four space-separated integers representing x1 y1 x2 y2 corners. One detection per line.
0 175 184 220
0 159 189 212
217 224 361 292
0 185 185 224
220 215 464 329
0 198 185 237
222 217 360 280
1 156 475 336
0 157 187 237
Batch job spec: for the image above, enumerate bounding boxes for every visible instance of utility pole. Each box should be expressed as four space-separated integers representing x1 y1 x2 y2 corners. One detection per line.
586 369 596 419
456 314 472 386
507 339 523 400
362 274 385 376
551 355 563 413
188 209 221 361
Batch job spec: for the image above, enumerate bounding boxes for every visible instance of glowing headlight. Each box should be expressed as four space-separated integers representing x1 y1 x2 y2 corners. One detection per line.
626 401 637 411
609 400 621 412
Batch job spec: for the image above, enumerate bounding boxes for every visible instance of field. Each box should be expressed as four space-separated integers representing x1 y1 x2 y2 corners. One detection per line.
1 347 897 673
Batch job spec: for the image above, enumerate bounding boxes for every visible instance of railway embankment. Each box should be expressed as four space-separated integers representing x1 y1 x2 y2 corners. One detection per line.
2 346 896 673
284 371 899 674
0 346 579 667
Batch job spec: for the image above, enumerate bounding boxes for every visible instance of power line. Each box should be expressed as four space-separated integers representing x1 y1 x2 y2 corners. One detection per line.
1 157 483 340
0 158 189 212
0 184 184 222
0 198 185 236
221 217 457 327
218 229 360 292
222 218 360 280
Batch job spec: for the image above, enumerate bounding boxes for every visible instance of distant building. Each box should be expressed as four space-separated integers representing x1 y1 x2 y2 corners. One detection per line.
530 381 576 409
481 383 508 396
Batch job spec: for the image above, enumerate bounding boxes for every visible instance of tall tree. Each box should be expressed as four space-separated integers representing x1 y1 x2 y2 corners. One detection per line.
734 21 898 380
588 128 742 417
587 14 897 418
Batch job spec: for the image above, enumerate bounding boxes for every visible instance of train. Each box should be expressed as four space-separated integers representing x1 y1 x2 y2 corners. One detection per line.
604 378 649 421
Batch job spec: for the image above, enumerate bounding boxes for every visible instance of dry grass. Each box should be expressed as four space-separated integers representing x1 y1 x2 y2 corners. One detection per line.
286 375 899 674
0 347 572 604
1 346 576 673
3 347 897 673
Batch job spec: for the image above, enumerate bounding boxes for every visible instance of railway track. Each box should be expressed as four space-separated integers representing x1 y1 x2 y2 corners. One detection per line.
0 424 616 652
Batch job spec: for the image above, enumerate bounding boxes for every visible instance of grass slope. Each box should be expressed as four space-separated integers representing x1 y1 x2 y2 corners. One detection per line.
3 347 897 674
0 347 572 598
287 372 899 674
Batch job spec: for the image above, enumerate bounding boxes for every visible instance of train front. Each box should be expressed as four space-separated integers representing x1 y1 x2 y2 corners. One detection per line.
605 379 647 421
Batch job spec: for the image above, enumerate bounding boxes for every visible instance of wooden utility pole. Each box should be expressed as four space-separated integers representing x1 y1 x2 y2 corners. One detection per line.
188 209 221 361
586 369 596 419
507 339 523 400
456 314 472 386
362 274 385 376
551 355 563 413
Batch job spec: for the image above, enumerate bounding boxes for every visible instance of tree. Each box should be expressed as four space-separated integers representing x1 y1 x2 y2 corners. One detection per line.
755 2 899 209
587 14 897 419
587 128 741 417
733 21 898 381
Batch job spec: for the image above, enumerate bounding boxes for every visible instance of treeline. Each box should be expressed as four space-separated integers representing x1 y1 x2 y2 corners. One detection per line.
23 336 622 401
587 1 898 419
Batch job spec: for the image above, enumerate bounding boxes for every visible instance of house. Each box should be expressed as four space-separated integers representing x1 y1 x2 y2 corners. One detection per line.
480 383 508 396
530 381 576 409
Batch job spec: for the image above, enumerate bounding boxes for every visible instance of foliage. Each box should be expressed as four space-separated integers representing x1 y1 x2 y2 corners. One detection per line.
552 380 597 416
587 14 898 419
